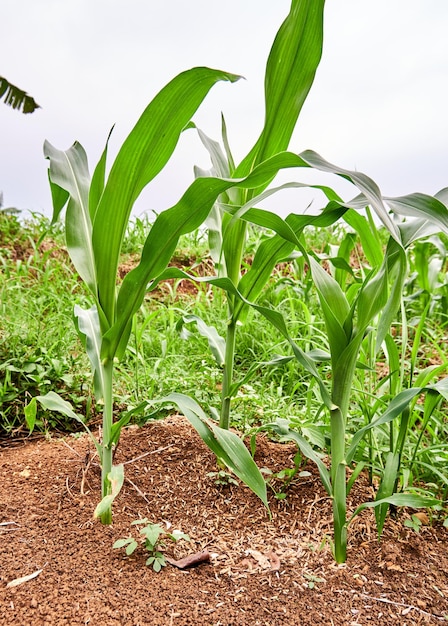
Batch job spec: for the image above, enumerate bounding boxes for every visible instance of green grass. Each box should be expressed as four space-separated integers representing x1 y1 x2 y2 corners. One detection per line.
1 211 447 509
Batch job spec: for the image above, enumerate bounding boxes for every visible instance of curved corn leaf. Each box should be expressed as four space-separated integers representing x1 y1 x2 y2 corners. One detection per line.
177 314 226 367
385 192 448 235
297 150 401 242
44 140 96 294
350 493 440 527
236 0 325 176
74 305 105 401
158 393 269 511
34 391 100 458
93 464 124 519
92 67 241 325
262 418 332 495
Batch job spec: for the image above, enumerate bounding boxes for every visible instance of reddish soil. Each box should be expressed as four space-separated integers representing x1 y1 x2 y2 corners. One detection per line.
1 416 447 625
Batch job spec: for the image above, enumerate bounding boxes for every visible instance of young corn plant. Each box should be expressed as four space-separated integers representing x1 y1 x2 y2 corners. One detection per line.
182 0 326 429
42 66 272 524
240 173 448 562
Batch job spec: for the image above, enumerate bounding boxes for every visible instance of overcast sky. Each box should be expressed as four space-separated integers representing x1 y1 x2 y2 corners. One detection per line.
1 1 447 220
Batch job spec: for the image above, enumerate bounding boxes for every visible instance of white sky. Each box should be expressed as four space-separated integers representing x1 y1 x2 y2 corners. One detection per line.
1 1 447 220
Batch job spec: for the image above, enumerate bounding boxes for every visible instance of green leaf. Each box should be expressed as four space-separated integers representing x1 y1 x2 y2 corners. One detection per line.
74 305 105 400
94 464 125 519
374 452 400 536
350 493 440 524
263 419 332 495
346 379 448 464
92 67 241 325
44 140 96 295
376 239 407 351
140 524 164 548
24 398 37 433
297 150 401 241
343 208 384 268
35 391 101 458
309 256 351 360
89 126 114 221
356 263 388 332
157 393 269 511
236 0 325 176
385 193 448 236
177 314 226 367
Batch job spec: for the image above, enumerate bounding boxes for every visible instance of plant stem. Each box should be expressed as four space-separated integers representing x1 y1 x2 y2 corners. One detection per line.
330 405 347 563
100 358 114 525
220 319 237 430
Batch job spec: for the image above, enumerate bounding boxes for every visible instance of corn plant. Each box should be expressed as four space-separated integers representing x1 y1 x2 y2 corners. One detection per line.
180 0 326 430
235 164 448 562
42 66 272 524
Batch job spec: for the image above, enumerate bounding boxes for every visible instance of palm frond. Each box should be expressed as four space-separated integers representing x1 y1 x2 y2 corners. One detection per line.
0 76 40 114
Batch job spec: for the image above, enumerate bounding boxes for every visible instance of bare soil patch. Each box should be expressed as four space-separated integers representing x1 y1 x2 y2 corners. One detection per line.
1 416 447 625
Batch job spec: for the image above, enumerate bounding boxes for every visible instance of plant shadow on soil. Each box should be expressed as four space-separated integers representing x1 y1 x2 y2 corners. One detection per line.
1 416 447 625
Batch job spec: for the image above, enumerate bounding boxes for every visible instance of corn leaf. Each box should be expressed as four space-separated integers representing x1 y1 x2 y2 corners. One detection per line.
350 493 440 524
385 193 448 236
343 208 384 268
374 452 400 536
74 305 105 401
263 419 332 495
35 391 101 457
236 0 325 176
92 67 241 325
346 379 448 464
159 393 269 511
177 315 226 367
89 126 113 221
93 464 125 519
44 140 96 294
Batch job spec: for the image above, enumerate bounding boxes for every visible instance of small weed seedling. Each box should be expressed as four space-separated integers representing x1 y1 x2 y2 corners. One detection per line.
207 469 239 487
113 519 190 572
404 514 422 534
262 452 310 500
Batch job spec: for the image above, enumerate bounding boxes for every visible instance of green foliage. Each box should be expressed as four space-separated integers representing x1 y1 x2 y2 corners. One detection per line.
44 66 242 523
188 0 326 430
0 76 40 114
1 0 448 568
113 519 190 573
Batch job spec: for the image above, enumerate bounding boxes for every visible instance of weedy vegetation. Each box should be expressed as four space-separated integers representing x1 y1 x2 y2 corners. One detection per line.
113 519 190 572
1 0 448 564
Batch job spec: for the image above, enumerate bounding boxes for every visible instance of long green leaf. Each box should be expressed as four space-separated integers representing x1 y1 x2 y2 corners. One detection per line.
263 419 332 495
309 256 351 360
236 0 325 176
177 314 226 367
350 493 440 525
35 391 101 458
92 67 241 325
375 452 400 536
74 305 105 401
44 141 96 294
159 393 269 510
385 193 448 236
346 379 448 464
